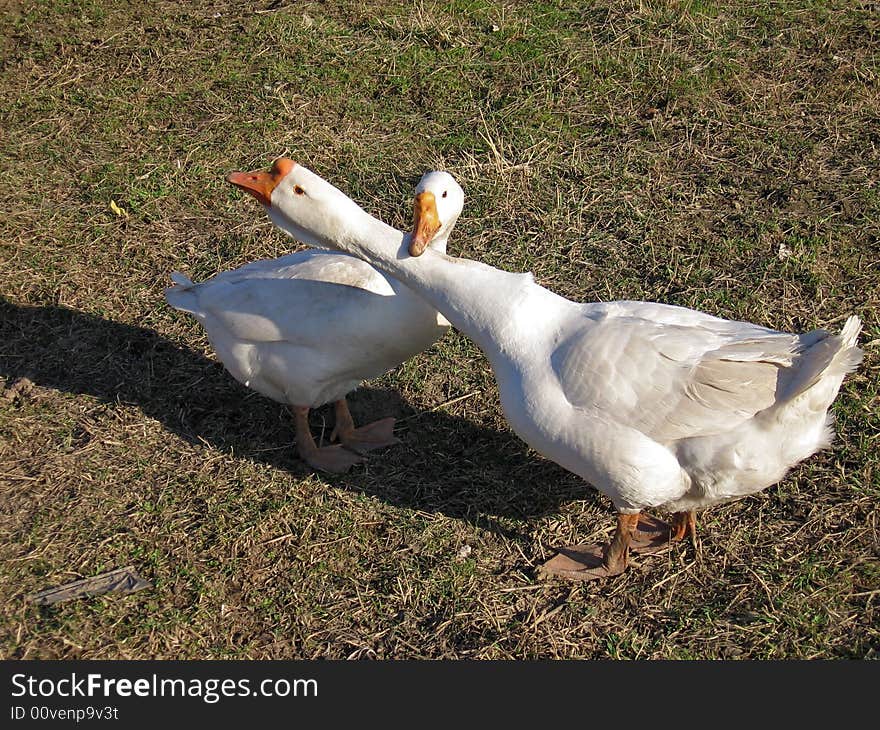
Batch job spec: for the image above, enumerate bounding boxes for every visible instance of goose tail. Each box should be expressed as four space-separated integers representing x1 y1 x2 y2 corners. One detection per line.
781 315 863 404
164 271 201 315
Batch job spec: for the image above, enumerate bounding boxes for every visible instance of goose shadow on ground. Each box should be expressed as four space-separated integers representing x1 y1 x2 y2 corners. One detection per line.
0 297 599 533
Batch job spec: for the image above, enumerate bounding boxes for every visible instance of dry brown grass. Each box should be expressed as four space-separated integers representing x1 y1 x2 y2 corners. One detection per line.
1 0 878 659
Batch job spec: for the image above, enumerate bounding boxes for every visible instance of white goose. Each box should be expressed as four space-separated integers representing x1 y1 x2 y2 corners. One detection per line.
165 161 464 473
226 158 863 580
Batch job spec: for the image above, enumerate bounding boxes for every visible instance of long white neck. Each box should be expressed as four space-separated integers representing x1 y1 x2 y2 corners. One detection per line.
310 202 575 359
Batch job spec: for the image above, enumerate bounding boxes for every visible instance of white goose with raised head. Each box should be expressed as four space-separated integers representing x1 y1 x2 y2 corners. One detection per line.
225 157 863 581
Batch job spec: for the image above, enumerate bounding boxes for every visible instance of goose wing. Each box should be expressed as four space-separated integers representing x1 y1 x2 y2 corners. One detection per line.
178 251 396 345
552 306 801 442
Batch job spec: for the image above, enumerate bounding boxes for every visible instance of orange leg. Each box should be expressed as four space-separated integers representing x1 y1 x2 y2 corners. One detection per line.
293 406 364 473
669 510 697 543
630 509 698 553
329 398 400 454
603 513 641 574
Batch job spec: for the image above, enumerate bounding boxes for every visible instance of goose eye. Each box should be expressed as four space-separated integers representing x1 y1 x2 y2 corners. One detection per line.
293 185 305 196
442 190 448 198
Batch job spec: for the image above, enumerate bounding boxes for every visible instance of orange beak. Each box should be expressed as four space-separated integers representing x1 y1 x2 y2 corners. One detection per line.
227 157 295 207
409 191 441 256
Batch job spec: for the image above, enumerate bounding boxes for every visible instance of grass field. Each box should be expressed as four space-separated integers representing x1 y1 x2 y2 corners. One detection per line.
1 0 877 659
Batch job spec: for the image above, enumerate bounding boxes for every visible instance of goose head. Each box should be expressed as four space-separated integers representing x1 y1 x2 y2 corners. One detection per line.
409 170 465 256
227 158 463 255
227 158 362 249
